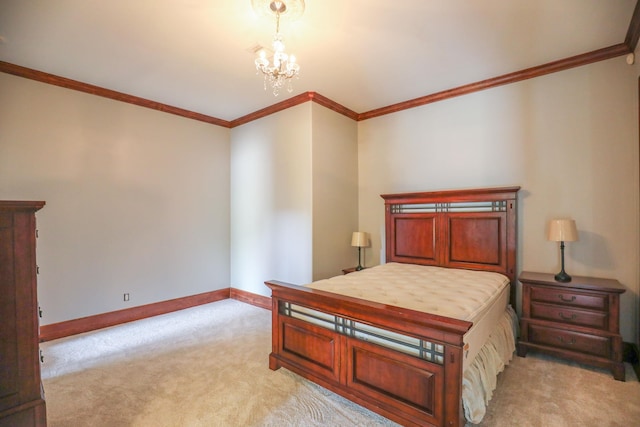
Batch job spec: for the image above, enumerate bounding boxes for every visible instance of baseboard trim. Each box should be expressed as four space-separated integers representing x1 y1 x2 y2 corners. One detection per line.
39 288 230 342
230 288 272 311
37 288 640 380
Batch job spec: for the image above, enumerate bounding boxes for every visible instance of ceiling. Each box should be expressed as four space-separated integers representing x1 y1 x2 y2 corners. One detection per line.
0 1 637 122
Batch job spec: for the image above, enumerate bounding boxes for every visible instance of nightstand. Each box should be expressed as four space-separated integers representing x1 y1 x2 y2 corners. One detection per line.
517 271 626 381
342 267 365 275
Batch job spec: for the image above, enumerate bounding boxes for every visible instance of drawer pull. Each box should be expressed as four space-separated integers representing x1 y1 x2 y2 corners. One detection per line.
559 295 576 303
557 336 576 345
559 312 577 321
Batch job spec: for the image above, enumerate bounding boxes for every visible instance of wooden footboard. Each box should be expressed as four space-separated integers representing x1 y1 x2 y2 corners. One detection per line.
266 280 472 427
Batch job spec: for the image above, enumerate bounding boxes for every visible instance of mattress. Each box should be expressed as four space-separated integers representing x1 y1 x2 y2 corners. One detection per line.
308 262 509 322
306 262 511 370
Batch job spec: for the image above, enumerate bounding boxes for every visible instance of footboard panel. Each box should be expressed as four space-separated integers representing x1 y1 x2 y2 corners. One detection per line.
278 316 341 382
347 339 443 424
267 280 471 427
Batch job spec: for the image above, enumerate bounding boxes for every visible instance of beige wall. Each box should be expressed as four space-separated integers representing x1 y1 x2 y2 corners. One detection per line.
357 57 639 342
230 103 314 295
230 103 359 295
311 103 359 280
0 73 231 324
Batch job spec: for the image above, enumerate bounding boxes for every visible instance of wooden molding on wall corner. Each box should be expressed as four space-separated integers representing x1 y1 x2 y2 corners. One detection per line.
625 0 640 52
38 288 273 342
229 288 272 311
0 59 356 127
357 44 631 121
39 288 231 342
2 43 633 128
228 91 358 127
0 60 232 128
229 92 313 127
307 92 359 121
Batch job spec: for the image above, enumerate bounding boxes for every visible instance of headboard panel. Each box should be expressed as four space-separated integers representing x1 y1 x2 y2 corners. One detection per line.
381 187 519 304
393 215 437 263
446 212 505 268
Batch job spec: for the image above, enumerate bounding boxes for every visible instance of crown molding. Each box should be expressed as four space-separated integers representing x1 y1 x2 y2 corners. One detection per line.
229 92 312 127
357 43 631 121
0 43 633 127
229 91 358 127
0 61 232 128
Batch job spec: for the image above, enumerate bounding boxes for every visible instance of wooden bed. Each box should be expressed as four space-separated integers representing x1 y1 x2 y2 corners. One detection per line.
265 186 519 427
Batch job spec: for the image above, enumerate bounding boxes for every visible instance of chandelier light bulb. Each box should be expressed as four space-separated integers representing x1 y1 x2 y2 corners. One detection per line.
273 38 284 52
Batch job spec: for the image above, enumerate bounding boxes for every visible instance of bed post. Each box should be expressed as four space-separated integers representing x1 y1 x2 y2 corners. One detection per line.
443 345 465 427
269 294 282 371
506 195 518 309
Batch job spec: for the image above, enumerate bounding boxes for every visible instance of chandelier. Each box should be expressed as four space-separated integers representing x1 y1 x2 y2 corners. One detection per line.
253 0 304 96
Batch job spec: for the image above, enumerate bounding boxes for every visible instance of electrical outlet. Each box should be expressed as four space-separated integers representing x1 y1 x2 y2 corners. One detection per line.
124 293 130 301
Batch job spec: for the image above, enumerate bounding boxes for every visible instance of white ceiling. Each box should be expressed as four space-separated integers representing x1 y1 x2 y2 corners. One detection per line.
0 0 636 121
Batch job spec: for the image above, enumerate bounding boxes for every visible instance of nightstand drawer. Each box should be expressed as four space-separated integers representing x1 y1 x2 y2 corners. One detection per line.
530 287 607 311
530 302 608 330
528 324 610 358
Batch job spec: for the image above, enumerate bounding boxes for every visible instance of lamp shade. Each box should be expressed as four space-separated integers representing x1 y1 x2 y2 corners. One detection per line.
547 219 578 242
351 231 367 247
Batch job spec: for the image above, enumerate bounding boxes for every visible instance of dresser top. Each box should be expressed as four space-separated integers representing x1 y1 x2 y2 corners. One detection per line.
519 271 626 294
0 200 46 211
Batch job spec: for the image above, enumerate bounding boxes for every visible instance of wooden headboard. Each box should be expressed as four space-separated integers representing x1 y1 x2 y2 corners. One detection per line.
381 186 519 305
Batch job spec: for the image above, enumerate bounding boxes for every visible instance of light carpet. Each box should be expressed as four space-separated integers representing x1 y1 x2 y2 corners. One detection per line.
41 299 640 427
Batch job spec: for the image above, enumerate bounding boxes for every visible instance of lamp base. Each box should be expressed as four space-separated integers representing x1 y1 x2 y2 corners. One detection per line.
554 241 572 282
554 271 572 282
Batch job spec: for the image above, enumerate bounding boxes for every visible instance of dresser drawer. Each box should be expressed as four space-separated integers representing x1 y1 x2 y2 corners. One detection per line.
528 324 610 358
530 302 608 330
530 287 607 311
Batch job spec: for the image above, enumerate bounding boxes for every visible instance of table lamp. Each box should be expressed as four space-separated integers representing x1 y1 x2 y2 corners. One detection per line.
547 219 578 282
351 231 368 271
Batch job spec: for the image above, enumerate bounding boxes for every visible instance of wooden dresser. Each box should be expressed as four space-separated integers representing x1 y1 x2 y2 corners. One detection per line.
517 271 626 381
0 201 47 426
